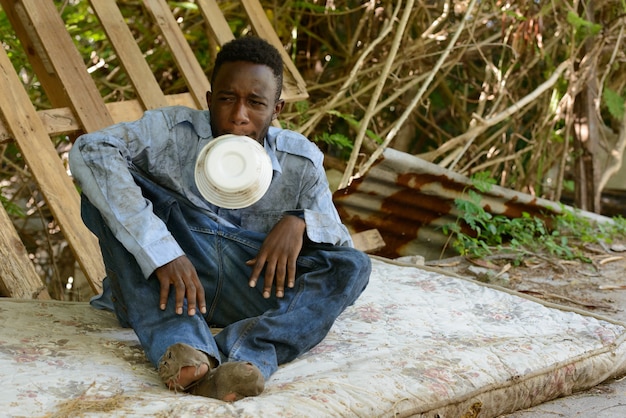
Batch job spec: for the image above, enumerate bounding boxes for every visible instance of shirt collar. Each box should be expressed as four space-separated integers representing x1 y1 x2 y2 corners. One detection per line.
264 128 283 174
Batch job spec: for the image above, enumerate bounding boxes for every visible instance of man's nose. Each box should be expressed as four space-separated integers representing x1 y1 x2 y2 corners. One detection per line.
231 101 249 124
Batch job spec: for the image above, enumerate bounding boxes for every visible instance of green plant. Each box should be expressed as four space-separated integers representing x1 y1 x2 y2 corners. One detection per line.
315 132 353 151
442 173 625 264
603 87 625 120
441 189 501 259
0 191 25 218
567 10 603 41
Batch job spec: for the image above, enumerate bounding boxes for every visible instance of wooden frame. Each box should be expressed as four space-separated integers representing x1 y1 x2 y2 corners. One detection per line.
0 0 308 297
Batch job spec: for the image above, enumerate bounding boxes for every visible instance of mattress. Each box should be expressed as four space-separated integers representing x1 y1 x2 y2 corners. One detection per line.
2 256 626 417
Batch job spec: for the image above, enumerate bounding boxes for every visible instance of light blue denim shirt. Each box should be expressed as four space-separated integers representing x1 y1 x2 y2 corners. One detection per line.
69 106 353 278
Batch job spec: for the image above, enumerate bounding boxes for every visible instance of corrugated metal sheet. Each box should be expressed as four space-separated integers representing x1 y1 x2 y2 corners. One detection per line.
333 148 609 260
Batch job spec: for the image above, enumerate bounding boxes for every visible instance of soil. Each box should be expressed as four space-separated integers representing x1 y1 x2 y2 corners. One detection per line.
424 240 626 324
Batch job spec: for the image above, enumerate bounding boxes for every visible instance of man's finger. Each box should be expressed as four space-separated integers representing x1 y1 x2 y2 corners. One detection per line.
159 281 170 311
185 281 197 316
287 254 297 289
248 257 263 288
174 280 186 315
274 258 287 298
262 260 275 299
196 283 207 314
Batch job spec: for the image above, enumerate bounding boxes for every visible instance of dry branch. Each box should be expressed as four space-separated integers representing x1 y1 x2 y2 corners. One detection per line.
299 3 401 138
339 0 416 189
352 0 480 183
417 60 570 164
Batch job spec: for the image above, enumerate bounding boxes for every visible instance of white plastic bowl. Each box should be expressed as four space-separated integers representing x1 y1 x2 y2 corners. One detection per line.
194 134 273 209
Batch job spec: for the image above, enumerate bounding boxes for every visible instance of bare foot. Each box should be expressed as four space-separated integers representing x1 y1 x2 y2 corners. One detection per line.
168 363 209 389
158 343 213 391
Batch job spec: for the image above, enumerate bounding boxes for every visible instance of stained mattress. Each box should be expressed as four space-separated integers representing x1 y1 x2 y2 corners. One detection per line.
2 256 626 417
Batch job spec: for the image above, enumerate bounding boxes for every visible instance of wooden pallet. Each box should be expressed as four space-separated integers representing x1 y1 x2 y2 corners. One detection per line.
0 0 308 298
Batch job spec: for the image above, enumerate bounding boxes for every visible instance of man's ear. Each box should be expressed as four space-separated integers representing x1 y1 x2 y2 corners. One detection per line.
206 91 212 109
273 99 285 120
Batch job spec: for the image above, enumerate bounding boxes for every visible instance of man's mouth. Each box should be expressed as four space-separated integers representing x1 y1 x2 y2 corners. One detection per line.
231 132 254 139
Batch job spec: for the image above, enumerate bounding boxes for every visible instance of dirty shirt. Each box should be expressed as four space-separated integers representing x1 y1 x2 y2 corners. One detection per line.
69 106 352 278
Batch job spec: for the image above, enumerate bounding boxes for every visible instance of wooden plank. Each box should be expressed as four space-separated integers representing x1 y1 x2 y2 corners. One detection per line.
0 93 197 141
0 45 105 295
0 0 70 109
240 0 309 102
195 0 236 46
88 0 169 110
0 107 78 141
0 203 51 300
142 0 211 109
351 229 386 253
106 93 196 122
15 0 114 132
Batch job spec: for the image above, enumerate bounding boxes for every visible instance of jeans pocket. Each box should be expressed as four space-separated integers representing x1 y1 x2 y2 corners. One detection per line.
240 211 284 234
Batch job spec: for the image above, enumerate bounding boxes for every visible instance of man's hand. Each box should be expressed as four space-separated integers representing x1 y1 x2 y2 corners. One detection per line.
247 215 306 298
155 255 207 316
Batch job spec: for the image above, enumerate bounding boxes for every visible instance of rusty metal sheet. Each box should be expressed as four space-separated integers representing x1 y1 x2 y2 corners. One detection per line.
333 148 609 260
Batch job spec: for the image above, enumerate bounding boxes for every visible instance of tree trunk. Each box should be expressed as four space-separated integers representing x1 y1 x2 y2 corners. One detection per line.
572 1 601 213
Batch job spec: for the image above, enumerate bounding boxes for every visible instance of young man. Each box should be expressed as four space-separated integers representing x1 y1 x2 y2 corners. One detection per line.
69 36 370 401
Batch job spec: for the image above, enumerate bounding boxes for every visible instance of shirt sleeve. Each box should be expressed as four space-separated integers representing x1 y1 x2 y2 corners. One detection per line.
272 129 353 247
299 159 354 247
68 110 185 278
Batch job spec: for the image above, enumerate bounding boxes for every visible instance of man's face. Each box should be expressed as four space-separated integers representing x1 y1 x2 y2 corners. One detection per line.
207 61 284 144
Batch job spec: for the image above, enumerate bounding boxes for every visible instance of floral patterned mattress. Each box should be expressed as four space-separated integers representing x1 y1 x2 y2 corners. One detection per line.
2 256 626 417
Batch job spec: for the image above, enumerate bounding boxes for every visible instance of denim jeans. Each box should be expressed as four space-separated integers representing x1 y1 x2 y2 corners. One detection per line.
81 172 370 379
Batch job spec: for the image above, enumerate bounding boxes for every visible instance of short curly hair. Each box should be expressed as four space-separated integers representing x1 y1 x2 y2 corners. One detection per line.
212 36 284 102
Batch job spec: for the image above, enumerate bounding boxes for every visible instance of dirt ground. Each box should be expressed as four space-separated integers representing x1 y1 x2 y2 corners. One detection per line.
425 240 626 324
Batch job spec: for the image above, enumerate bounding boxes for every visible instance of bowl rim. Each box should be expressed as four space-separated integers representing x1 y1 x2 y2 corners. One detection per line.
194 134 273 209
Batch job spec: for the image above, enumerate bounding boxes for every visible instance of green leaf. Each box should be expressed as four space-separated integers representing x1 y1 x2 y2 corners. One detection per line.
603 88 625 120
503 10 526 21
171 2 199 11
318 132 353 150
0 192 25 218
470 172 496 193
326 110 383 144
566 11 602 37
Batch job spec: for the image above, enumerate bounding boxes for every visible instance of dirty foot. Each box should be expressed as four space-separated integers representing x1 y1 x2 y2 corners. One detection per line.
158 343 213 391
158 342 264 401
190 361 265 402
170 363 209 389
